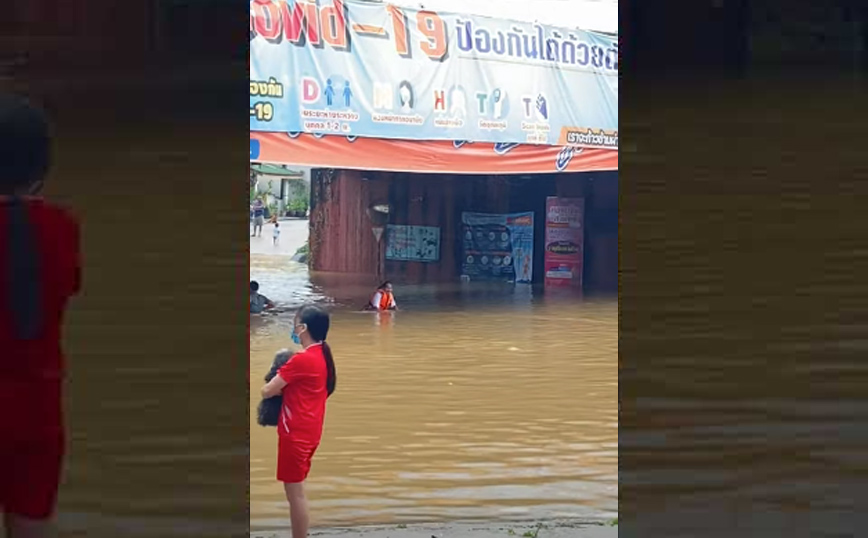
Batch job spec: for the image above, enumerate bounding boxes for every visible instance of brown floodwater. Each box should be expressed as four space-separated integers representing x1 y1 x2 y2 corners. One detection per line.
617 77 868 537
249 222 618 533
33 84 250 537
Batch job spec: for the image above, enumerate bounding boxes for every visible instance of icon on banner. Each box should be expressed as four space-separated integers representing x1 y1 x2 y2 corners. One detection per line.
492 88 506 119
342 80 353 107
535 93 548 121
324 78 336 106
398 80 415 112
450 86 466 117
476 89 508 119
373 82 393 110
434 89 447 112
302 78 320 104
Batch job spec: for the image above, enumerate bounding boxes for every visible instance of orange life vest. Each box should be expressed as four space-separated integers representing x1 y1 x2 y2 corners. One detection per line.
372 290 394 310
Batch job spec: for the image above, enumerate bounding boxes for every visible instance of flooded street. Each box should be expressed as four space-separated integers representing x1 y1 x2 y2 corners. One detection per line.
250 221 618 533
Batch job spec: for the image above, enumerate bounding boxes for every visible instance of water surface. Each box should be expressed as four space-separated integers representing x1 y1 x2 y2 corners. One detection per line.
249 221 618 533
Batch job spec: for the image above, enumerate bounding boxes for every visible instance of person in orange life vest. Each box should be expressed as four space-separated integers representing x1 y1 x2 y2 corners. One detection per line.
0 95 81 536
366 281 397 311
261 305 337 538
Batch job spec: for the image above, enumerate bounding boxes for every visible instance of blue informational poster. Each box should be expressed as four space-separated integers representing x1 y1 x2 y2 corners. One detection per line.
461 212 534 283
250 0 618 148
385 225 441 262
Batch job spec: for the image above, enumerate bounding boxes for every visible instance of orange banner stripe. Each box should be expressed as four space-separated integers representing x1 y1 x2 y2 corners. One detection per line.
251 133 618 175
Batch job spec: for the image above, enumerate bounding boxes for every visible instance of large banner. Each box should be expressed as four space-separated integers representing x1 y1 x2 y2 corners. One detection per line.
461 212 534 283
249 0 618 147
250 133 617 174
544 197 585 289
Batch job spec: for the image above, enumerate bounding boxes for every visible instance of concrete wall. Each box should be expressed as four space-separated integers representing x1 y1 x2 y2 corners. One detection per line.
309 169 619 293
309 169 505 282
309 169 384 277
567 173 618 295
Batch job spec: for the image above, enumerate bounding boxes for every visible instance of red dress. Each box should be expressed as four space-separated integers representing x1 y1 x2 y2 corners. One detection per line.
276 343 329 483
0 197 81 519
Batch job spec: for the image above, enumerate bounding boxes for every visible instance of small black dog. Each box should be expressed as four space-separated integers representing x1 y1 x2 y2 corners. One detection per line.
256 349 292 426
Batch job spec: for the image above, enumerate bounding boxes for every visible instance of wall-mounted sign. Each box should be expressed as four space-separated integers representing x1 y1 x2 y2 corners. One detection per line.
385 225 440 262
544 197 584 288
461 212 534 283
372 226 384 242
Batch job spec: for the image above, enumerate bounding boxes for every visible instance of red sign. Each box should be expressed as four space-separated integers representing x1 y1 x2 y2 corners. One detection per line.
544 197 585 289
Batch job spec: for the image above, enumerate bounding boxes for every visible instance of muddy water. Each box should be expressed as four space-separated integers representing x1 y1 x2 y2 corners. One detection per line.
38 93 249 537
249 222 618 533
617 78 868 536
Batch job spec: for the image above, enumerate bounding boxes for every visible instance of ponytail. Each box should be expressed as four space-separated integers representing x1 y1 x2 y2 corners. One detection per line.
6 196 42 340
296 304 336 395
322 341 337 396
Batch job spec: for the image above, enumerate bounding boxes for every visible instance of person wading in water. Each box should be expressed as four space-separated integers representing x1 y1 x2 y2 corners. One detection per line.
250 280 275 314
364 281 397 311
0 95 82 537
260 305 337 538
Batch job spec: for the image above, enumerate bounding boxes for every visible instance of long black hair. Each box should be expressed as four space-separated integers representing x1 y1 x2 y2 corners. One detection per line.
1 94 50 341
297 305 337 396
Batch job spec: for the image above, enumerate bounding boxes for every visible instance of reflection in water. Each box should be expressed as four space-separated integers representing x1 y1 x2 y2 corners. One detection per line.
250 254 618 532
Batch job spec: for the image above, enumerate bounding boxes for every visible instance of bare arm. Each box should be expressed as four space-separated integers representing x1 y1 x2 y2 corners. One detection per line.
261 375 287 398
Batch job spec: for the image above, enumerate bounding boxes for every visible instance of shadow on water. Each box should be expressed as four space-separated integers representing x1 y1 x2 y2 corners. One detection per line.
250 253 618 532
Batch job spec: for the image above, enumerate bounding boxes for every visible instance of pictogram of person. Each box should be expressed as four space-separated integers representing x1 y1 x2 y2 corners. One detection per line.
398 81 414 113
324 79 335 107
342 81 353 107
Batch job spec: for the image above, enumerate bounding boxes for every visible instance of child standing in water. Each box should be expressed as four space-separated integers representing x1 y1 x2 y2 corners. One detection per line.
273 221 280 245
260 305 337 538
0 95 82 537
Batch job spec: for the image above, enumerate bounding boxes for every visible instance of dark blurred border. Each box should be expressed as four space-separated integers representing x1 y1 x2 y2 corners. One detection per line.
620 1 867 537
3 1 249 537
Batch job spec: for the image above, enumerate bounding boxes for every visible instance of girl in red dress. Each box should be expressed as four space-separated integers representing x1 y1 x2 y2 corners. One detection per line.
260 305 336 538
0 95 81 537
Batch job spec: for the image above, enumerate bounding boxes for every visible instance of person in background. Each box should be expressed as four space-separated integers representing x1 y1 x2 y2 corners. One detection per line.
250 280 275 314
251 198 265 237
260 305 337 538
365 281 397 311
273 221 280 246
0 95 82 537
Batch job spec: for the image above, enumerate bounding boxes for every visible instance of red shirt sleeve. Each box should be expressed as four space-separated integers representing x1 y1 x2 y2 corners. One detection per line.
277 353 299 384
